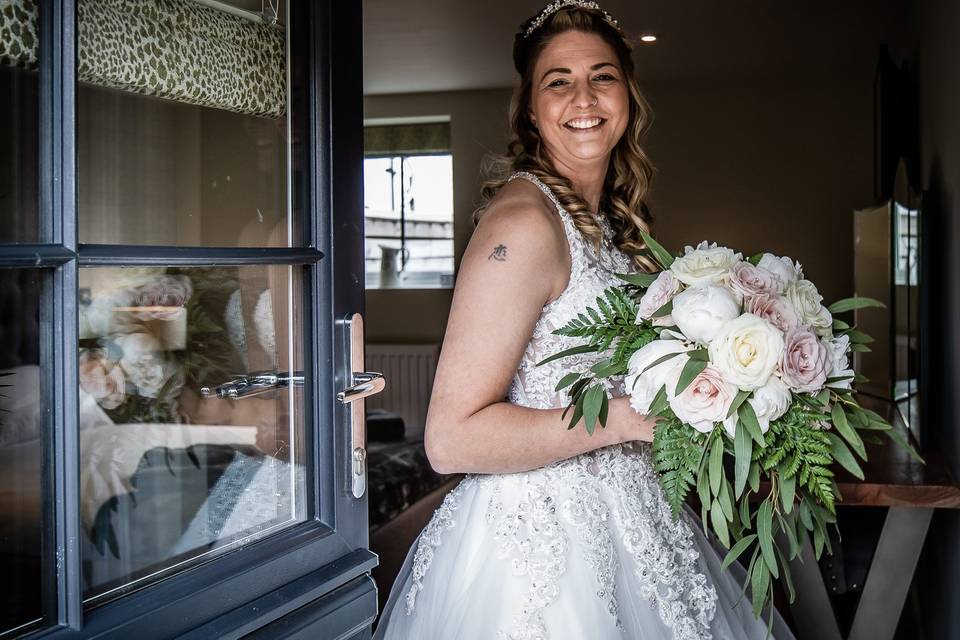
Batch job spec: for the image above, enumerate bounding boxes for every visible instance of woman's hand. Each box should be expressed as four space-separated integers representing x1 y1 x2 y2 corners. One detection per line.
605 395 659 444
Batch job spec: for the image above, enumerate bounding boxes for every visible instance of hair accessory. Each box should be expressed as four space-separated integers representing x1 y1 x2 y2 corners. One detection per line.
521 0 622 39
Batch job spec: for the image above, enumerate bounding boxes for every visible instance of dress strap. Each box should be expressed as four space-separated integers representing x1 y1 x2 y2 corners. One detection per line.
507 170 565 213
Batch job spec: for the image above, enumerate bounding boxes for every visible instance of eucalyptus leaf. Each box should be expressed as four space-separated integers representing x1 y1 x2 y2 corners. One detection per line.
727 389 751 419
637 227 676 270
826 432 864 480
640 350 683 375
615 271 659 287
710 499 730 548
582 385 604 436
536 343 598 367
647 384 671 417
831 403 866 460
757 500 779 579
554 372 581 392
734 421 752 498
827 296 886 314
721 534 758 571
780 472 796 514
709 434 724 496
738 402 766 447
675 358 708 396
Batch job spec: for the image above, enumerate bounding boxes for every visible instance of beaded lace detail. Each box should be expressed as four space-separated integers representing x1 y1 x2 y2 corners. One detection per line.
402 171 718 639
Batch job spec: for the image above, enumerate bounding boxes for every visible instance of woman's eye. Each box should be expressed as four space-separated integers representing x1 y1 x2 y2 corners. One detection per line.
547 79 568 87
594 73 616 81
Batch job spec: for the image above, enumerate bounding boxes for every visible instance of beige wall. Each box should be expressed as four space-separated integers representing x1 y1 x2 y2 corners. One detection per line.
363 75 875 344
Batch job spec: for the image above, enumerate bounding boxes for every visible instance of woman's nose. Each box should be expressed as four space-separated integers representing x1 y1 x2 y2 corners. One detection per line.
573 84 598 109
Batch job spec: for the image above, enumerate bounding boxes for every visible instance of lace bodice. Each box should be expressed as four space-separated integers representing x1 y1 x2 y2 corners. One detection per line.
504 171 636 411
396 171 720 640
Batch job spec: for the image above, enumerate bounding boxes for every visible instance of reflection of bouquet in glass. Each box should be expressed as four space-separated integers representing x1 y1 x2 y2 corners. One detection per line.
79 269 241 424
538 233 923 621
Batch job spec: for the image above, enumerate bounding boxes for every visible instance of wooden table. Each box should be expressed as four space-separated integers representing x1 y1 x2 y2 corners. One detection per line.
781 396 960 640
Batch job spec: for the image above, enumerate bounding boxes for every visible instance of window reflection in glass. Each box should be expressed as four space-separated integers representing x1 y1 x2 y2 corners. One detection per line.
78 265 305 602
0 268 45 633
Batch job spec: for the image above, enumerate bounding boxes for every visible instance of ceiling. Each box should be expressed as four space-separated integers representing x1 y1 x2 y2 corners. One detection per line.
362 0 914 95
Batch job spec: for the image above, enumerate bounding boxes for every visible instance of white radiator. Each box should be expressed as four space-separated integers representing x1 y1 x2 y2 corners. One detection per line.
365 343 440 439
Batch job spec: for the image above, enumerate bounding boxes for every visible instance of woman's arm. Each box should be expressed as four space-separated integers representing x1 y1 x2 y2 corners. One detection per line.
423 192 656 475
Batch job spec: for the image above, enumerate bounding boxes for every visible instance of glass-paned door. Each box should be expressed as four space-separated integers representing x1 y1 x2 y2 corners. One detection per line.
0 0 375 637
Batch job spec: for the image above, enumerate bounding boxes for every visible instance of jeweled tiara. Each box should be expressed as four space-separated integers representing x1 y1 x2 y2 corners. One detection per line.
522 0 622 39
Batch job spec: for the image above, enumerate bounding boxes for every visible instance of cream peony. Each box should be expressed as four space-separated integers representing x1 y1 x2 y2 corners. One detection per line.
116 332 176 399
636 270 682 327
669 240 742 287
79 349 126 410
721 375 792 438
668 365 737 433
757 253 804 289
671 284 741 344
625 339 691 415
708 313 785 391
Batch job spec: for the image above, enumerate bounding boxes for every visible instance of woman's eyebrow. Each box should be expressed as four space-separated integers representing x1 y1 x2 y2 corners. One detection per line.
540 62 617 82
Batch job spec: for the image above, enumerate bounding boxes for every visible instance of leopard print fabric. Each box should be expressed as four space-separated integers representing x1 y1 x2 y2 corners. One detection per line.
1 0 285 118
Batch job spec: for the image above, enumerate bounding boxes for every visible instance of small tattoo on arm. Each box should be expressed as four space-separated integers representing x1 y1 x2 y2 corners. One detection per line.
488 244 508 261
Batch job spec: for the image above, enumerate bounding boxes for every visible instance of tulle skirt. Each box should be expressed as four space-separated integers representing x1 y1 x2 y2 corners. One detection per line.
372 443 795 640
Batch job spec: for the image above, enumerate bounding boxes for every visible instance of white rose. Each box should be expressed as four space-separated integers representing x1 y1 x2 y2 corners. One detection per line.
669 365 737 433
826 333 854 389
757 253 804 289
636 271 682 326
625 339 691 414
721 375 792 438
785 279 827 329
708 313 785 391
671 284 741 345
809 304 834 338
669 240 742 287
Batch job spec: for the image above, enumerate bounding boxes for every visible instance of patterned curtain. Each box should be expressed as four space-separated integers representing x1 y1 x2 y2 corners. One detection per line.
0 0 285 118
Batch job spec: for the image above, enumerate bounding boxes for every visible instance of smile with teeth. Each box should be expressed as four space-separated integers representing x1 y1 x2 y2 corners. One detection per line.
564 117 606 130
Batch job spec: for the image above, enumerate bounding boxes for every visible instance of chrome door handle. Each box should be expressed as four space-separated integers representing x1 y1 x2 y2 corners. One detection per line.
337 372 385 403
336 312 386 498
200 371 305 399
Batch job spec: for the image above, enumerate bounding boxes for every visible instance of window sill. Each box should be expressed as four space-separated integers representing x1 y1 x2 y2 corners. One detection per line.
365 272 454 290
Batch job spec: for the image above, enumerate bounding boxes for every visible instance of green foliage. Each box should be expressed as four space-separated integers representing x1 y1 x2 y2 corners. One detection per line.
652 415 704 517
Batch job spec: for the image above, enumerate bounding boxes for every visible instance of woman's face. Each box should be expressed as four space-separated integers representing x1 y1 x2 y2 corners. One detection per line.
529 30 629 173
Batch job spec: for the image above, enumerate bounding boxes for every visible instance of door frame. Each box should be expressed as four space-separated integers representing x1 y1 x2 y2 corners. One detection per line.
1 1 376 638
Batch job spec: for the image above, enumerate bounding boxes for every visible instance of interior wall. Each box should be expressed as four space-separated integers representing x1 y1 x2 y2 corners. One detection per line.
912 0 960 636
363 75 874 344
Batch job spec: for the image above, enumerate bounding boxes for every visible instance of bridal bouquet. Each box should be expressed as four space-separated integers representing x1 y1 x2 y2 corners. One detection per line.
537 232 922 622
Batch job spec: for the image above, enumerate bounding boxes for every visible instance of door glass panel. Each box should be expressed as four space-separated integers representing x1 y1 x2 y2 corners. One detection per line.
78 264 306 602
0 268 45 634
0 0 40 243
76 0 296 247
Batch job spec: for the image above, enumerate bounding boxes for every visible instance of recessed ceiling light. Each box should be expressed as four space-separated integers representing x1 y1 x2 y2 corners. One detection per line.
640 34 657 43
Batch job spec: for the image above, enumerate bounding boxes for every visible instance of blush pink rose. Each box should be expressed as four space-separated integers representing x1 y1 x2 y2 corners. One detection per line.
729 262 784 300
779 325 830 393
749 293 800 333
636 271 681 327
668 364 736 433
131 275 193 321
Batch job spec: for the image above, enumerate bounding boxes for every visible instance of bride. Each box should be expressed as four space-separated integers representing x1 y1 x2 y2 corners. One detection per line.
373 2 795 638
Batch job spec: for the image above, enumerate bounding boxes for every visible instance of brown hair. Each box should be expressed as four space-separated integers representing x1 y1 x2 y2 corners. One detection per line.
475 6 658 273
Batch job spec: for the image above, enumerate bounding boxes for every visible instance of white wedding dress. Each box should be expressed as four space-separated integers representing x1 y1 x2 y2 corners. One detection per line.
372 171 796 640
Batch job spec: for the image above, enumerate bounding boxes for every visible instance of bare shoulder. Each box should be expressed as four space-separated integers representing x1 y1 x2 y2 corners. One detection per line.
469 178 568 274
